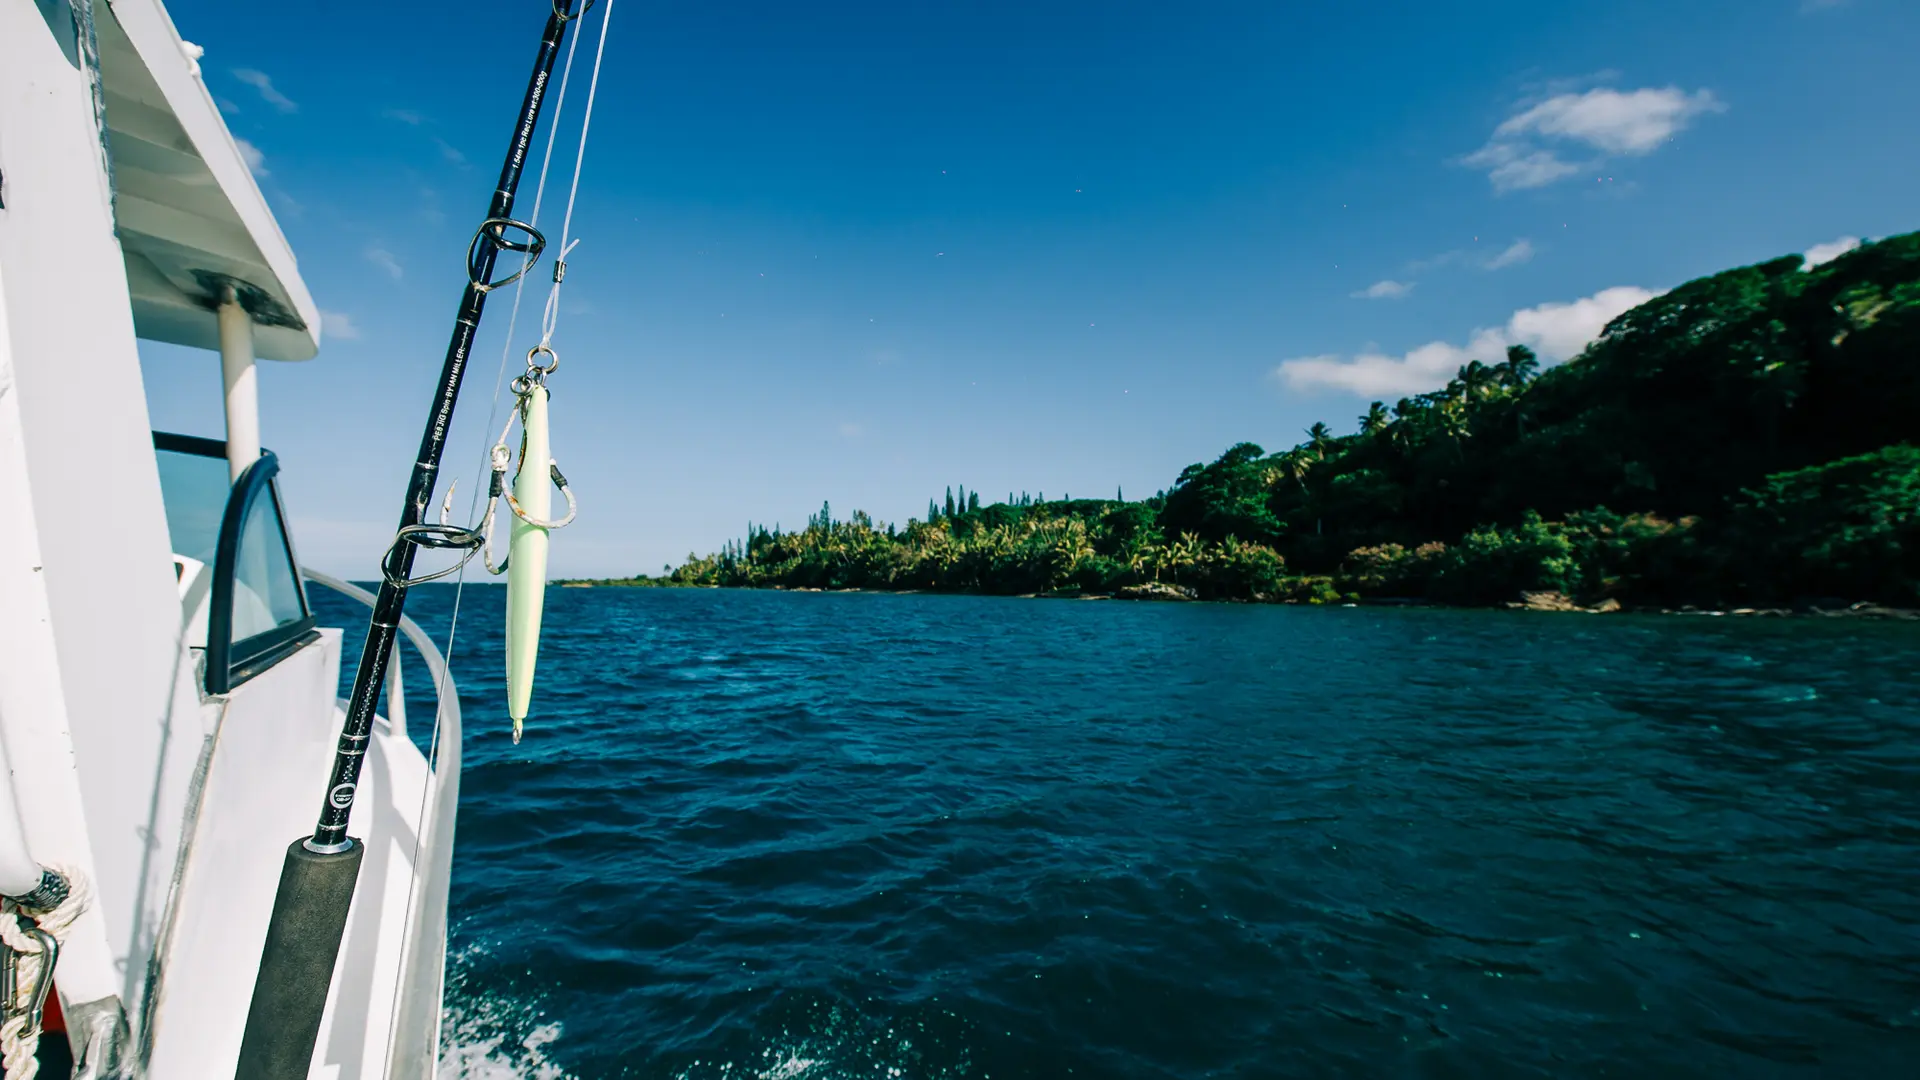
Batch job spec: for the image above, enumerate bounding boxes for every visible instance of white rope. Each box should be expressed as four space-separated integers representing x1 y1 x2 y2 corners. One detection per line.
1 868 91 1080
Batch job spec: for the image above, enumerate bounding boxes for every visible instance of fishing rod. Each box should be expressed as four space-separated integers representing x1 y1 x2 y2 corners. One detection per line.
234 4 589 1076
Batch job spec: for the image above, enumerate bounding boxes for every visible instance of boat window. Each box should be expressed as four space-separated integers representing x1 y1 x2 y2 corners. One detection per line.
154 435 230 564
198 445 318 693
230 485 308 641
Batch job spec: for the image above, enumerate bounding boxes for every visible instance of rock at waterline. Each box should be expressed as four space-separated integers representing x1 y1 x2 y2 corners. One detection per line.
1115 582 1198 602
1506 591 1621 614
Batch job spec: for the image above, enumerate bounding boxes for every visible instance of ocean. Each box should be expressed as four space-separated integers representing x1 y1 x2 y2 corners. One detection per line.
308 585 1920 1079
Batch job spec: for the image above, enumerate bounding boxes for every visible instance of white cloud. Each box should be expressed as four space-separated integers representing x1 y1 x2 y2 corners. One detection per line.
1498 87 1723 154
1508 286 1658 359
383 108 427 126
432 137 467 166
234 137 268 177
1276 285 1659 397
321 311 359 340
1485 238 1535 270
1464 86 1724 192
1803 235 1860 268
365 246 403 280
1461 144 1582 192
232 68 296 113
838 422 862 438
1351 279 1414 300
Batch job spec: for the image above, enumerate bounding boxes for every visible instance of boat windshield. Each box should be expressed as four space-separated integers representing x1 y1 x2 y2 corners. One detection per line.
153 432 311 653
155 436 230 565
229 485 307 640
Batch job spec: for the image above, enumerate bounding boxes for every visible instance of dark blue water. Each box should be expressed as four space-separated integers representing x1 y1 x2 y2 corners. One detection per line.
309 586 1920 1079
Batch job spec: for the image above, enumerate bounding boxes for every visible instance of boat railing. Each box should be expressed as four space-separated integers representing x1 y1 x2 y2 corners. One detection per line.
299 568 461 1080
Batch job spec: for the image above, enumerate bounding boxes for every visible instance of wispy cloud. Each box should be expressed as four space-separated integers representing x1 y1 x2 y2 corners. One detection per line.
1803 235 1860 267
321 311 360 340
1276 285 1659 397
1462 146 1583 192
234 137 268 177
365 246 403 280
1801 0 1849 11
1485 238 1536 269
432 137 468 166
1406 249 1469 274
838 422 863 439
383 108 427 126
232 68 297 113
1407 238 1535 274
1351 280 1414 301
1463 85 1725 192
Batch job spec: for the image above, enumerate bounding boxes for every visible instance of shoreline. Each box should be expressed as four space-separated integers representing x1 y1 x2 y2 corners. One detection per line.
551 581 1920 621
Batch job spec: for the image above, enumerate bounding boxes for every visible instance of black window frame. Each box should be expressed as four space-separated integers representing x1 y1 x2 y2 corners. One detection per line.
153 432 318 693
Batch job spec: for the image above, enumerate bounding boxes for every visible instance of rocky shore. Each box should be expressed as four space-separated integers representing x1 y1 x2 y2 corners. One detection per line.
570 580 1918 619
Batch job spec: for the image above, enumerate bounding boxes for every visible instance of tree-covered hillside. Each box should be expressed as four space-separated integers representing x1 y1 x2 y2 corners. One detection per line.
585 232 1920 609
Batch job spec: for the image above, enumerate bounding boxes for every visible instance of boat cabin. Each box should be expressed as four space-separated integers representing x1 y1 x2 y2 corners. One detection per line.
2 1 456 1076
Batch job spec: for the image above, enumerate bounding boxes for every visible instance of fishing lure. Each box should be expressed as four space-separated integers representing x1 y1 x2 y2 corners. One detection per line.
488 352 576 743
506 384 550 743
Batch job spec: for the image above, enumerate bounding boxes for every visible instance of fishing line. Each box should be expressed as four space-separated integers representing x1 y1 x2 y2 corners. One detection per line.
381 0 614 1058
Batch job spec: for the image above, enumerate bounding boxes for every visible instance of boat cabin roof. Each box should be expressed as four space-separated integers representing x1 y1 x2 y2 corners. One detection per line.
97 0 319 361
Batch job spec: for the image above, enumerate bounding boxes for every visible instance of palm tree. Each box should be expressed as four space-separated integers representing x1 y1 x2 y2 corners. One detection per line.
1457 360 1498 401
1359 401 1390 437
1498 344 1539 388
1439 397 1472 453
1156 532 1204 581
1275 448 1313 493
1304 422 1333 459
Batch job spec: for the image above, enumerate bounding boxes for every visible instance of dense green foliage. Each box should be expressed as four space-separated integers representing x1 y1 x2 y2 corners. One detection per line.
578 233 1920 608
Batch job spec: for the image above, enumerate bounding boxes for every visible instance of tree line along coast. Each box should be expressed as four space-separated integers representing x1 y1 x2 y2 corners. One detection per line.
567 232 1920 617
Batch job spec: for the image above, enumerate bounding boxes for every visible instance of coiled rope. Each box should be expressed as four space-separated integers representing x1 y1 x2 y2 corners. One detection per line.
1 869 90 1080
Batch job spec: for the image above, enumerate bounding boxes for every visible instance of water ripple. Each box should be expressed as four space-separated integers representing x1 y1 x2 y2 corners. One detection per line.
310 588 1920 1079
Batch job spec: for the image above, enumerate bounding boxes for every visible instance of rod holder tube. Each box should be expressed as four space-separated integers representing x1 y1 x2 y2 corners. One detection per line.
231 839 364 1080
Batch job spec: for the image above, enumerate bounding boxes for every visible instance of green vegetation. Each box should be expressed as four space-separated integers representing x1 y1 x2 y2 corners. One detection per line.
569 233 1920 610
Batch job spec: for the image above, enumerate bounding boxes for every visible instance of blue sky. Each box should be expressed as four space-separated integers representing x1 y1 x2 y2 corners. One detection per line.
137 0 1917 578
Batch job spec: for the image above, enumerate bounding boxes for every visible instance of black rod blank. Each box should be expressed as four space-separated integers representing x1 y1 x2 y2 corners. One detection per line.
233 5 582 1077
